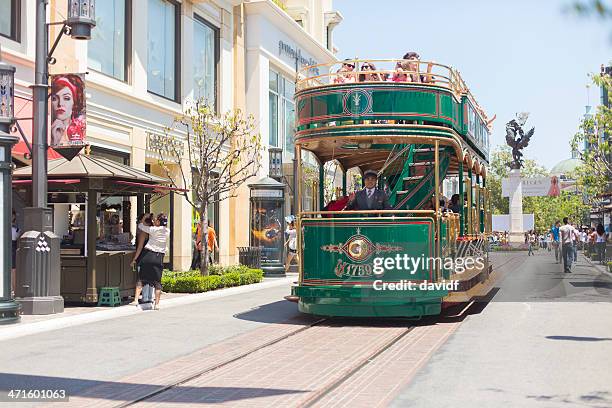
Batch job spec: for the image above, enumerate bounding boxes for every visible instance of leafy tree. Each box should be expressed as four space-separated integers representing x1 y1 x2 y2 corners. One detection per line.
571 72 612 201
488 146 589 231
524 194 590 232
571 0 612 19
155 100 262 275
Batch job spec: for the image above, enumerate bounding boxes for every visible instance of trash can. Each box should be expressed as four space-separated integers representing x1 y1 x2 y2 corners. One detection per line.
237 246 262 268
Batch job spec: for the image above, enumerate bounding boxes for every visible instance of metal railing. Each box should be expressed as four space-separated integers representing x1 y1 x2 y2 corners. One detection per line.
296 58 489 124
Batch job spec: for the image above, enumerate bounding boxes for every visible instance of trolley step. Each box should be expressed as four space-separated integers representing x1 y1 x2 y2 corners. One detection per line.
408 161 434 167
402 175 423 182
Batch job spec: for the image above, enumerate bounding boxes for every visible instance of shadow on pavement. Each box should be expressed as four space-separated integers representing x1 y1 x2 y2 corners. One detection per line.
526 391 612 406
570 281 612 289
545 335 612 342
232 300 314 325
0 373 305 404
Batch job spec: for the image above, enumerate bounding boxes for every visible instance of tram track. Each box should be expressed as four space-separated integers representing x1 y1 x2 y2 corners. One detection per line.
102 259 513 408
116 318 470 407
298 326 416 408
115 317 330 408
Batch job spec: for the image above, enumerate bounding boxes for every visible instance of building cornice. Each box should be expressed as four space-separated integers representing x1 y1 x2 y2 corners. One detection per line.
244 0 337 63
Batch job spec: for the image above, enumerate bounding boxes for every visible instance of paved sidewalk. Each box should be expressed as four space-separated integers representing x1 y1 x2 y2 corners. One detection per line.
0 277 293 342
0 277 300 404
392 250 612 408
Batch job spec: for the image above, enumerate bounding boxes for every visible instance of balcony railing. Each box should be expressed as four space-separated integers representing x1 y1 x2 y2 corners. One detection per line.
296 58 488 123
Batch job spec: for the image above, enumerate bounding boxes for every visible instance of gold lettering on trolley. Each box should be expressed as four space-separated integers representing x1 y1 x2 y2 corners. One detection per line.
334 260 374 278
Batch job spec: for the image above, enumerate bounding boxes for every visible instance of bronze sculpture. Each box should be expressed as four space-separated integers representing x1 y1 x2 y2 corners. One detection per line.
505 112 535 169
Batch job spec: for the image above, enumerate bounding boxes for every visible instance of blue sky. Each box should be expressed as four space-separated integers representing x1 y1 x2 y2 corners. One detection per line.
333 0 611 169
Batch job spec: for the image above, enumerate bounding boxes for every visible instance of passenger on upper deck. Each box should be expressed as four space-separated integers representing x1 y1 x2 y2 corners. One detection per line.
333 59 357 84
345 170 391 212
398 52 434 84
359 61 386 82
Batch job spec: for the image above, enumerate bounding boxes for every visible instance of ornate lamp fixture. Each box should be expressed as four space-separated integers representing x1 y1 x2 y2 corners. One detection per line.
66 0 96 40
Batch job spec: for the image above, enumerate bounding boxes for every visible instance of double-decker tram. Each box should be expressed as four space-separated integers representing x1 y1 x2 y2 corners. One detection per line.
290 58 496 317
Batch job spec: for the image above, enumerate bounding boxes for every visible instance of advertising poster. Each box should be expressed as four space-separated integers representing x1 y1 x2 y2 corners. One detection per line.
502 176 574 198
49 73 86 148
251 200 283 262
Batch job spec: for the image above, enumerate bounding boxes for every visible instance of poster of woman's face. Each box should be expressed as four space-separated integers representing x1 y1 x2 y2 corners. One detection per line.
50 74 86 147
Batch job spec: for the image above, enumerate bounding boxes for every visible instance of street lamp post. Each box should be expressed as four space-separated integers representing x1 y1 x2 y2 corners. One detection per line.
0 53 21 324
15 0 96 315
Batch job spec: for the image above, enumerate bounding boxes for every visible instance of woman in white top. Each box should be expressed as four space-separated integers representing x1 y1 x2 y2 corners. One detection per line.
131 213 170 310
285 221 298 273
595 223 607 265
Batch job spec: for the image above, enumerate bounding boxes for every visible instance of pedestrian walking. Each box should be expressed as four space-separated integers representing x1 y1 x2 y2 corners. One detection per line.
546 232 552 252
560 217 574 273
206 220 219 265
571 223 579 263
595 223 608 265
131 213 170 310
528 231 536 256
285 221 298 272
192 220 219 269
551 221 560 263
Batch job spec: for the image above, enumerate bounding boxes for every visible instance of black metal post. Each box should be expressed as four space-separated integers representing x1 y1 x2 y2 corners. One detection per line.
16 0 63 314
0 131 21 324
33 0 49 209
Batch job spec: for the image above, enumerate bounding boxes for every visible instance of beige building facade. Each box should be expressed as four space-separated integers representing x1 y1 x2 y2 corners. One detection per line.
2 0 341 270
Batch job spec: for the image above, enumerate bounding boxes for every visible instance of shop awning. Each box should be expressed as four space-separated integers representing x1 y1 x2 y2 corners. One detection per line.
13 154 169 185
12 179 81 185
114 180 188 192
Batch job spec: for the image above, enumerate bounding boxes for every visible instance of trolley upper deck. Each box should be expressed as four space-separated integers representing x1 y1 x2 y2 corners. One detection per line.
294 59 491 165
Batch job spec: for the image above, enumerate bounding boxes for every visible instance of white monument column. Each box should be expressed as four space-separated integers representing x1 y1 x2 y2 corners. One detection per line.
508 168 524 244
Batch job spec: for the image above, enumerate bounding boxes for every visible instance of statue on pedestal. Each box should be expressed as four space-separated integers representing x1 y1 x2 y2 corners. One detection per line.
505 112 535 169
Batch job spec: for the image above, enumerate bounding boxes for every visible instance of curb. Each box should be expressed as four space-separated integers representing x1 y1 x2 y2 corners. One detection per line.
0 276 294 342
581 253 610 275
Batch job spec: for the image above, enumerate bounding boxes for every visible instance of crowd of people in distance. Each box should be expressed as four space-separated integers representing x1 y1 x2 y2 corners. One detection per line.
518 220 609 272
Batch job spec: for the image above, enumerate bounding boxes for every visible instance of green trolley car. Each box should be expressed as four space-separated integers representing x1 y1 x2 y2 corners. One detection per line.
290 58 496 318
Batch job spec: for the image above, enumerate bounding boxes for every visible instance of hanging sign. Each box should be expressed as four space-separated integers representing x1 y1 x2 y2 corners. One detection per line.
49 73 87 160
501 176 575 198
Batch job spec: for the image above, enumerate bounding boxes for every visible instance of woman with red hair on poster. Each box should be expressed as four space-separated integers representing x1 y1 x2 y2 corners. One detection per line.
50 74 86 147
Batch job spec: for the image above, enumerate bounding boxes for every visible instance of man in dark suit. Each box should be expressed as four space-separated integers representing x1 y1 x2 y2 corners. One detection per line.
345 170 391 212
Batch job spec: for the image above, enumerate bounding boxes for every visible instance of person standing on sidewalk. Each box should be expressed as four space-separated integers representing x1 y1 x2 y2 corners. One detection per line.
595 223 608 265
551 221 561 263
134 213 170 310
560 217 574 273
285 221 298 273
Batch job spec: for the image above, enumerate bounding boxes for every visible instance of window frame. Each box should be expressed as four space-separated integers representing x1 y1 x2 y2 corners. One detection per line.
147 0 181 103
87 0 132 83
268 69 296 153
193 14 220 113
0 0 21 42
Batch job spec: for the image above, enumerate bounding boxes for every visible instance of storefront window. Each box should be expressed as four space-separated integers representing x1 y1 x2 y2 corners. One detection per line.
0 0 20 42
284 101 295 154
193 15 218 110
88 0 129 81
269 70 296 153
148 0 179 101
